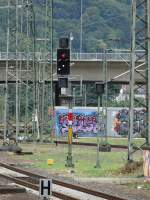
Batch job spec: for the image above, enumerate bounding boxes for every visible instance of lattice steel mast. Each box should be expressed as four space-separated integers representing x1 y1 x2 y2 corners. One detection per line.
4 0 19 143
41 0 54 135
25 0 30 135
4 0 10 142
45 0 54 136
129 0 150 160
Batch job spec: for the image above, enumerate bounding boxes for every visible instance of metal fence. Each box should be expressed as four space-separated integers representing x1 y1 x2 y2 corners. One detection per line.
0 51 145 61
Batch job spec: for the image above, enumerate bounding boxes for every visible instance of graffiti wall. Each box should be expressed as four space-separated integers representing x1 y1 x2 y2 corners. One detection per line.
55 108 98 137
112 109 145 136
55 107 146 137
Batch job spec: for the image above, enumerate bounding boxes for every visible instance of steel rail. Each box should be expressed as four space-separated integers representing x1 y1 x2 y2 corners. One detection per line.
0 162 127 200
54 140 128 148
0 186 26 194
54 140 150 150
0 173 79 200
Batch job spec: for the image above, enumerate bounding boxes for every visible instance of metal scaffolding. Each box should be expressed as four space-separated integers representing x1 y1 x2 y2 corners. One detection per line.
129 0 150 160
36 0 54 138
1 0 54 144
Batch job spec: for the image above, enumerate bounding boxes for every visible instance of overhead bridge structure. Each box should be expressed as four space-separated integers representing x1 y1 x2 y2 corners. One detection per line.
0 51 145 84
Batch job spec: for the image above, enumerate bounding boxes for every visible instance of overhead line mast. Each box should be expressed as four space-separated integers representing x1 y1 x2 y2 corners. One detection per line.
128 0 150 161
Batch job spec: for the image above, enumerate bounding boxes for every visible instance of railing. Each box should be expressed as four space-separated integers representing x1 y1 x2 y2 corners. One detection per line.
71 52 133 61
0 51 145 61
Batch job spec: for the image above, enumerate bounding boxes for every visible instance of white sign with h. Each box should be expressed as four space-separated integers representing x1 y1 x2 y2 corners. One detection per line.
39 179 52 198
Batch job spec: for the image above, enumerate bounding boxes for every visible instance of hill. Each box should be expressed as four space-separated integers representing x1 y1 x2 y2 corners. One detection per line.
0 0 131 52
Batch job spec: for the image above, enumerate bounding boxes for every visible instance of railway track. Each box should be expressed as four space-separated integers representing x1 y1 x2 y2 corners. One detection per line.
54 140 128 149
0 162 127 200
54 140 150 150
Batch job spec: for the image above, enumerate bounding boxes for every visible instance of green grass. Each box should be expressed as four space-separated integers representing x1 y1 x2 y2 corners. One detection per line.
125 182 150 190
18 142 144 178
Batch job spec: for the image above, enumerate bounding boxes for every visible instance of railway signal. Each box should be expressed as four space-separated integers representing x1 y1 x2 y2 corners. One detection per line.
57 48 70 75
95 82 105 168
59 37 69 49
65 96 74 167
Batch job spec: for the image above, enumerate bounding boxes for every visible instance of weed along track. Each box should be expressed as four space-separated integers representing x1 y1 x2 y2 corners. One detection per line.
0 162 127 200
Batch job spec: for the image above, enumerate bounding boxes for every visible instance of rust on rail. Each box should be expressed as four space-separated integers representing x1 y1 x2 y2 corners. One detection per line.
54 140 150 150
0 162 127 200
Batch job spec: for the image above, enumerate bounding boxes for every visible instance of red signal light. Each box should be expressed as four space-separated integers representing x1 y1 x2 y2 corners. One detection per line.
57 48 70 75
61 53 66 59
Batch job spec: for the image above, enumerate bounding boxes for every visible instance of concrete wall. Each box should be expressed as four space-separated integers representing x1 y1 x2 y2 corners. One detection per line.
0 60 144 82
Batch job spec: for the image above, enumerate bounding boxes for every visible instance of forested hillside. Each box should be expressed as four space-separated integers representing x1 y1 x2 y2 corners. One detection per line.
35 0 131 52
0 0 131 52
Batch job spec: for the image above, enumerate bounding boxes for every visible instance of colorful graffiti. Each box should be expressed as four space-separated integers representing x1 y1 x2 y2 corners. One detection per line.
56 109 98 137
113 109 146 136
55 108 146 137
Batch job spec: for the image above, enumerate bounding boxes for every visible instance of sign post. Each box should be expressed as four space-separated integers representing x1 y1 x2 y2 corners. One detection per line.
65 96 74 167
143 150 150 182
39 179 52 199
95 82 104 168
